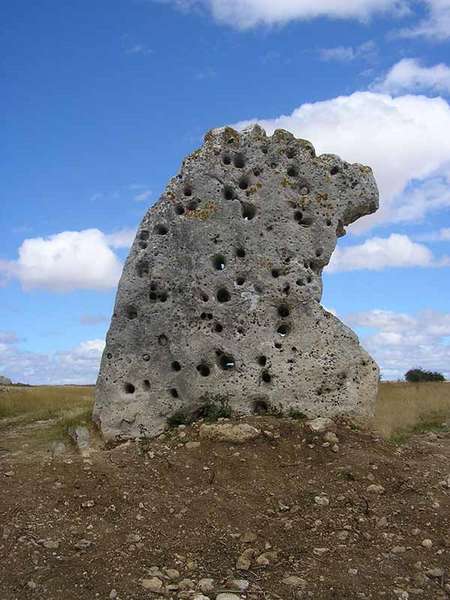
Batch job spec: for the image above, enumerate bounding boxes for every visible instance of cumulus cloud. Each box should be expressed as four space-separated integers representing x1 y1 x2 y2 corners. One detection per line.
234 91 450 231
0 229 134 292
399 0 450 40
417 227 450 242
0 333 105 385
79 314 108 326
327 233 449 272
166 0 408 28
345 309 450 379
320 41 377 63
373 58 450 94
105 228 136 248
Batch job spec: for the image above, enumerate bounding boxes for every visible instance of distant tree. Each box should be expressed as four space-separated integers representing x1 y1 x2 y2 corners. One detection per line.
405 368 445 383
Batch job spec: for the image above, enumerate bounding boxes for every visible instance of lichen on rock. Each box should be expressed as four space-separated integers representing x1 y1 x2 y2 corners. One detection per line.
94 125 380 441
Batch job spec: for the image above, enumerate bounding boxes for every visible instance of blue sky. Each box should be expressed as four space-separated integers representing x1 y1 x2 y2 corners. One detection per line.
1 0 450 383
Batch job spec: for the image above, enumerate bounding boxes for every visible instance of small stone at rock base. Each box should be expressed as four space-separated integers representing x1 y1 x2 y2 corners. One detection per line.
236 548 255 570
216 594 241 600
199 423 260 444
393 590 409 600
141 577 163 592
241 531 257 543
178 578 195 590
376 516 388 528
256 551 277 566
74 539 93 550
421 539 433 548
366 484 385 494
305 417 335 433
348 569 358 576
282 576 307 588
197 578 215 593
229 579 249 592
27 581 37 591
192 595 210 600
313 548 329 556
41 539 59 550
185 441 201 449
314 496 330 506
391 546 406 554
165 568 180 580
109 590 118 599
426 568 444 578
323 431 339 444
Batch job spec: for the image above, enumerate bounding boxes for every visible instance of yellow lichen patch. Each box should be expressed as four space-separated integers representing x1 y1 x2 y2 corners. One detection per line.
186 201 218 221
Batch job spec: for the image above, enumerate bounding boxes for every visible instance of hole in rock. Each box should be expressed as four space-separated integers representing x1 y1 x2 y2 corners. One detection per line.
253 167 261 176
326 218 332 226
296 279 305 286
223 186 235 200
241 203 256 221
212 254 226 271
143 380 151 390
175 204 185 215
275 342 282 349
187 199 199 211
257 355 267 367
139 230 149 240
158 334 168 346
124 383 135 394
236 276 245 286
139 241 147 250
218 354 235 370
233 153 245 168
262 370 272 384
107 353 112 359
155 224 168 235
217 288 231 303
136 260 149 277
294 211 313 227
286 147 296 159
223 154 231 165
287 166 298 177
200 292 209 302
126 305 138 320
184 185 193 196
171 361 181 372
315 248 323 257
142 353 150 361
170 388 179 398
278 304 290 318
330 165 340 175
236 247 246 258
149 291 158 302
253 399 269 415
197 364 211 377
214 323 223 333
239 176 250 190
277 324 289 337
271 268 280 278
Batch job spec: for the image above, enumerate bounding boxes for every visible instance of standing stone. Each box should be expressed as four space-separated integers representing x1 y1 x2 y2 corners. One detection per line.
94 125 379 441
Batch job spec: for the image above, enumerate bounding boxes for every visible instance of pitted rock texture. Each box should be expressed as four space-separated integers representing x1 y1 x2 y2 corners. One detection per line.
94 126 380 440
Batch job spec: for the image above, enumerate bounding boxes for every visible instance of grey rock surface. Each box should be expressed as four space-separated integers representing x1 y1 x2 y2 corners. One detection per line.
94 125 379 441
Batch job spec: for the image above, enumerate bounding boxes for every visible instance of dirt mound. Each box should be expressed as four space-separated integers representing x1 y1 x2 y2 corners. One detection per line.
0 416 449 599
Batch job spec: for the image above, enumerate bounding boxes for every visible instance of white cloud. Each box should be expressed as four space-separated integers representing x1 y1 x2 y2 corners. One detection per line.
373 58 450 94
134 189 152 203
345 309 450 379
105 228 136 248
320 41 377 62
399 0 450 40
168 0 407 28
0 333 105 385
80 314 108 326
417 227 450 242
327 233 449 272
234 91 450 231
126 44 153 56
0 229 128 292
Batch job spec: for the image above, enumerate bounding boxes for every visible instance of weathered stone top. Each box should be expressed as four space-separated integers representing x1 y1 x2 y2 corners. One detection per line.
94 125 379 440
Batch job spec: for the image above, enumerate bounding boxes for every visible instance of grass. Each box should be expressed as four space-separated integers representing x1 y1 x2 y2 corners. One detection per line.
0 385 95 445
0 385 94 424
389 420 450 446
167 400 232 428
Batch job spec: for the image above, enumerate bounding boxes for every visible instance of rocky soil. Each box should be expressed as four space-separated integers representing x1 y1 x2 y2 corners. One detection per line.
0 416 449 600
